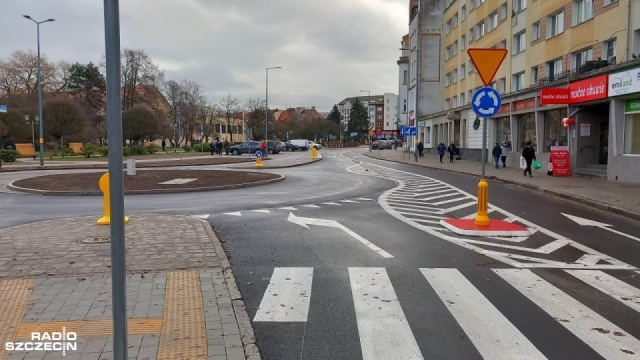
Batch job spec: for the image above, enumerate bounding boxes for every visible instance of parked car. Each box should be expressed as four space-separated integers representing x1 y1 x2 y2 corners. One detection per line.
266 140 280 154
371 140 391 150
285 141 300 151
276 141 286 153
308 141 322 149
229 141 262 155
289 139 309 151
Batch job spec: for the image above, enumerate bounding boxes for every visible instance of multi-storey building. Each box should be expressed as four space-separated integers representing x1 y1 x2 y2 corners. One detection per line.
405 0 640 183
398 35 410 131
337 93 399 137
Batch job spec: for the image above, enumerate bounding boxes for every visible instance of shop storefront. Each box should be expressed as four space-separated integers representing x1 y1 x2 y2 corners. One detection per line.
512 98 536 151
623 99 640 154
495 103 511 148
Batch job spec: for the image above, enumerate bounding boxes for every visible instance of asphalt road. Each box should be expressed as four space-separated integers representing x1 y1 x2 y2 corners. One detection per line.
2 148 640 359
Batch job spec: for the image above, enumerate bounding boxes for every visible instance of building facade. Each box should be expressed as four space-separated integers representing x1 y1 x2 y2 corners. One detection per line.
337 93 399 138
407 0 640 182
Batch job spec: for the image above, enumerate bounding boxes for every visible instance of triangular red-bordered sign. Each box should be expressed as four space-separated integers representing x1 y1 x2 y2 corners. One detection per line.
467 48 508 86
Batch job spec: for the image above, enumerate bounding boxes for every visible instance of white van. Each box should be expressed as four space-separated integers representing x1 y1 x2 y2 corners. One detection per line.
289 139 309 151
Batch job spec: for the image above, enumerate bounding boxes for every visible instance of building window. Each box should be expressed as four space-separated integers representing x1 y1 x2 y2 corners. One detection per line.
573 0 594 26
453 13 459 28
469 29 474 42
453 69 458 83
500 3 508 20
513 72 525 91
604 0 618 5
498 77 506 94
531 22 540 41
476 21 485 38
498 40 507 49
548 10 564 38
514 0 527 12
453 41 459 56
544 109 568 152
460 64 466 79
573 47 593 69
468 60 474 73
461 35 466 50
445 46 451 60
461 5 467 20
625 103 640 154
518 113 536 151
531 66 539 85
403 70 408 84
476 0 486 6
377 106 382 111
604 39 617 63
444 99 450 110
468 90 473 103
487 12 498 31
452 96 458 108
513 31 526 53
445 73 451 86
547 58 563 80
377 115 382 119
460 93 466 105
445 19 452 34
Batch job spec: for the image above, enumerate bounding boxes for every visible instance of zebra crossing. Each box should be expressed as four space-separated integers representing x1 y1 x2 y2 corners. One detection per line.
346 161 637 270
251 266 640 359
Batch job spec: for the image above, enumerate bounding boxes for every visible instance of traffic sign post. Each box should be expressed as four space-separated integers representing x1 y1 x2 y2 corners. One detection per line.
468 48 508 227
255 150 263 167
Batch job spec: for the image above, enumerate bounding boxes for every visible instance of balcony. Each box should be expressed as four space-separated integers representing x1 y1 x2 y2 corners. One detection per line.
538 60 611 84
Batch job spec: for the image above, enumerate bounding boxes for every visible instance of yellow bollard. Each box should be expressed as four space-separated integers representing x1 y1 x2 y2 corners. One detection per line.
311 147 317 159
255 156 263 167
97 173 129 225
475 178 490 226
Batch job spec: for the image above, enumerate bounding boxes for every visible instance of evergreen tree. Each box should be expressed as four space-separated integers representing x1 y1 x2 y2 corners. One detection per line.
347 99 369 140
328 104 341 124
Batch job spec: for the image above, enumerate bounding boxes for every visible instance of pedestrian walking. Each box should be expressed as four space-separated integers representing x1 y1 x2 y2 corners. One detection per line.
492 142 502 169
209 141 215 155
260 140 267 159
216 139 223 155
161 139 166 152
522 141 536 177
500 142 509 167
447 142 457 163
417 141 424 158
437 142 446 163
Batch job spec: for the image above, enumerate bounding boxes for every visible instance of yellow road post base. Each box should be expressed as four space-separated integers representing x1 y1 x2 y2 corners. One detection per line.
255 157 263 167
96 173 129 225
311 147 317 159
475 178 490 226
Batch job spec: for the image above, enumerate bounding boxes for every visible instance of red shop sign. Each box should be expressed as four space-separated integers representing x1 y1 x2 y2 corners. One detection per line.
514 98 536 111
550 146 571 177
569 75 608 103
540 88 570 105
497 103 510 114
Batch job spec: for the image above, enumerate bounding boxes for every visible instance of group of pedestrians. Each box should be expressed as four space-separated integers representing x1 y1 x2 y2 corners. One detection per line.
435 142 458 163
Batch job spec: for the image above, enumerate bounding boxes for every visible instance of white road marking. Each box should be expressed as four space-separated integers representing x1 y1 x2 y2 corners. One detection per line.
442 201 478 213
252 209 271 213
340 199 358 203
395 211 442 219
253 267 314 322
421 268 546 360
461 209 496 219
322 202 341 206
566 270 640 313
420 192 461 201
428 197 471 205
190 214 210 220
223 212 242 216
355 198 373 201
279 206 298 211
301 204 321 208
349 268 423 360
158 178 197 185
495 269 640 359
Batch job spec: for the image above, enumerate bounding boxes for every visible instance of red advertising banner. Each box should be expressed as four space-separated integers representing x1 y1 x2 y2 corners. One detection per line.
514 98 536 111
568 75 608 103
550 146 571 177
540 88 570 104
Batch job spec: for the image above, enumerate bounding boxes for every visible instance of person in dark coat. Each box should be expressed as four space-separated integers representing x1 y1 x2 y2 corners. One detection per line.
447 142 458 163
437 142 446 163
161 139 166 152
209 141 216 155
492 142 502 169
522 141 536 177
417 141 424 157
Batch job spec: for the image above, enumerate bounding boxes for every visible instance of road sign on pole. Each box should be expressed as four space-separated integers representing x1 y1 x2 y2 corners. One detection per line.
467 48 508 86
472 87 502 118
0 105 7 113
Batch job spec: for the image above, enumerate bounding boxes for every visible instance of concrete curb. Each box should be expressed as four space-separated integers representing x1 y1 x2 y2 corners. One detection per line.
7 174 285 196
196 217 261 360
364 153 640 222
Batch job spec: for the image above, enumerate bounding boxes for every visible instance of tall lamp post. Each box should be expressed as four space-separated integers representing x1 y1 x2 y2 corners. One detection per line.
25 115 38 157
359 90 371 150
400 47 419 153
265 66 282 142
23 15 55 168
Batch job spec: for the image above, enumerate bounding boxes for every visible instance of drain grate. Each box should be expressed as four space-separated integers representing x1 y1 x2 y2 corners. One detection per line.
80 236 111 244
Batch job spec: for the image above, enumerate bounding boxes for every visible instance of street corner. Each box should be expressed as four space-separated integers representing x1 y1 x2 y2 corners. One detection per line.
7 169 285 195
440 218 532 237
0 214 222 279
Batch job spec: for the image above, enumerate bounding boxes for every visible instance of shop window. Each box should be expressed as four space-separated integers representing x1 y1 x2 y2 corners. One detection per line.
496 117 511 145
518 113 536 150
625 113 640 154
544 109 568 152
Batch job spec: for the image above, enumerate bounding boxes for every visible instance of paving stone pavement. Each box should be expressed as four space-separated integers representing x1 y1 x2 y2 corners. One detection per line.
0 214 258 360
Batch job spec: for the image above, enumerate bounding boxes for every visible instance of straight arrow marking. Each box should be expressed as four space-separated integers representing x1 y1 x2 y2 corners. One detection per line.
287 213 393 258
223 212 242 216
562 213 640 243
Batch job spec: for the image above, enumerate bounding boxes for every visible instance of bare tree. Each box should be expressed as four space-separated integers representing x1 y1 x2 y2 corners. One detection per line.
245 98 266 140
161 80 184 146
219 94 240 142
177 80 206 145
120 49 162 111
0 50 62 97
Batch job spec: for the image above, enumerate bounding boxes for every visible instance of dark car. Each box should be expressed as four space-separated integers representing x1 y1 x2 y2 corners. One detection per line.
266 140 280 154
276 141 286 153
229 141 262 155
371 140 391 150
285 141 300 151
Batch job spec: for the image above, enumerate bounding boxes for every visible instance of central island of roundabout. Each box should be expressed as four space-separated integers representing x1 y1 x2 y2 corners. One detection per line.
8 169 284 195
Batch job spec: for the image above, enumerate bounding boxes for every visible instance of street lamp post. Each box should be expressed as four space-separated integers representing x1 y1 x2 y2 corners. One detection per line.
359 90 371 153
23 15 55 168
25 115 38 157
400 47 419 154
265 66 282 145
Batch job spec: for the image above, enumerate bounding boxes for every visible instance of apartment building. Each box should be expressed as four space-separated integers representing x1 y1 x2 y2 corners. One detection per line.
337 93 399 137
411 0 640 182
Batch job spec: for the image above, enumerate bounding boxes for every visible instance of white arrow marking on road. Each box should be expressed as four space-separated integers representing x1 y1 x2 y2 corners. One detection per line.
190 214 210 220
474 91 485 107
488 91 499 106
223 212 242 216
287 213 393 258
562 213 640 243
252 209 271 214
279 206 298 211
301 204 321 208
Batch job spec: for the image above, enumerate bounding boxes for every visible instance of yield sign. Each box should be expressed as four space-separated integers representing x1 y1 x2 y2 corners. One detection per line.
467 48 508 86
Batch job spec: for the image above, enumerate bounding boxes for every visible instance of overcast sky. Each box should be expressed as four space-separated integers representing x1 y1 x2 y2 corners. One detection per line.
2 0 408 112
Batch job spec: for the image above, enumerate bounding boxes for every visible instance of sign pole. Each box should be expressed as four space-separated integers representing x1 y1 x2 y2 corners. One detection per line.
476 117 490 226
103 1 128 358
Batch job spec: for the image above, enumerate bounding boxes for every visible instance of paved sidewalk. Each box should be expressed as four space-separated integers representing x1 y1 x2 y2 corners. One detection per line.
0 214 260 360
364 148 640 221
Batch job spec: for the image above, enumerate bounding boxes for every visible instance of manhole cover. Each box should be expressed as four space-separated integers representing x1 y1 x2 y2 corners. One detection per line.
81 236 111 244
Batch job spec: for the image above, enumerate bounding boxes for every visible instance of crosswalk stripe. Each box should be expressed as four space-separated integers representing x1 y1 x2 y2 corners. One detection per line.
428 197 471 205
494 269 640 359
566 270 640 313
413 188 454 197
349 268 423 360
420 192 461 201
253 267 313 322
421 268 546 360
